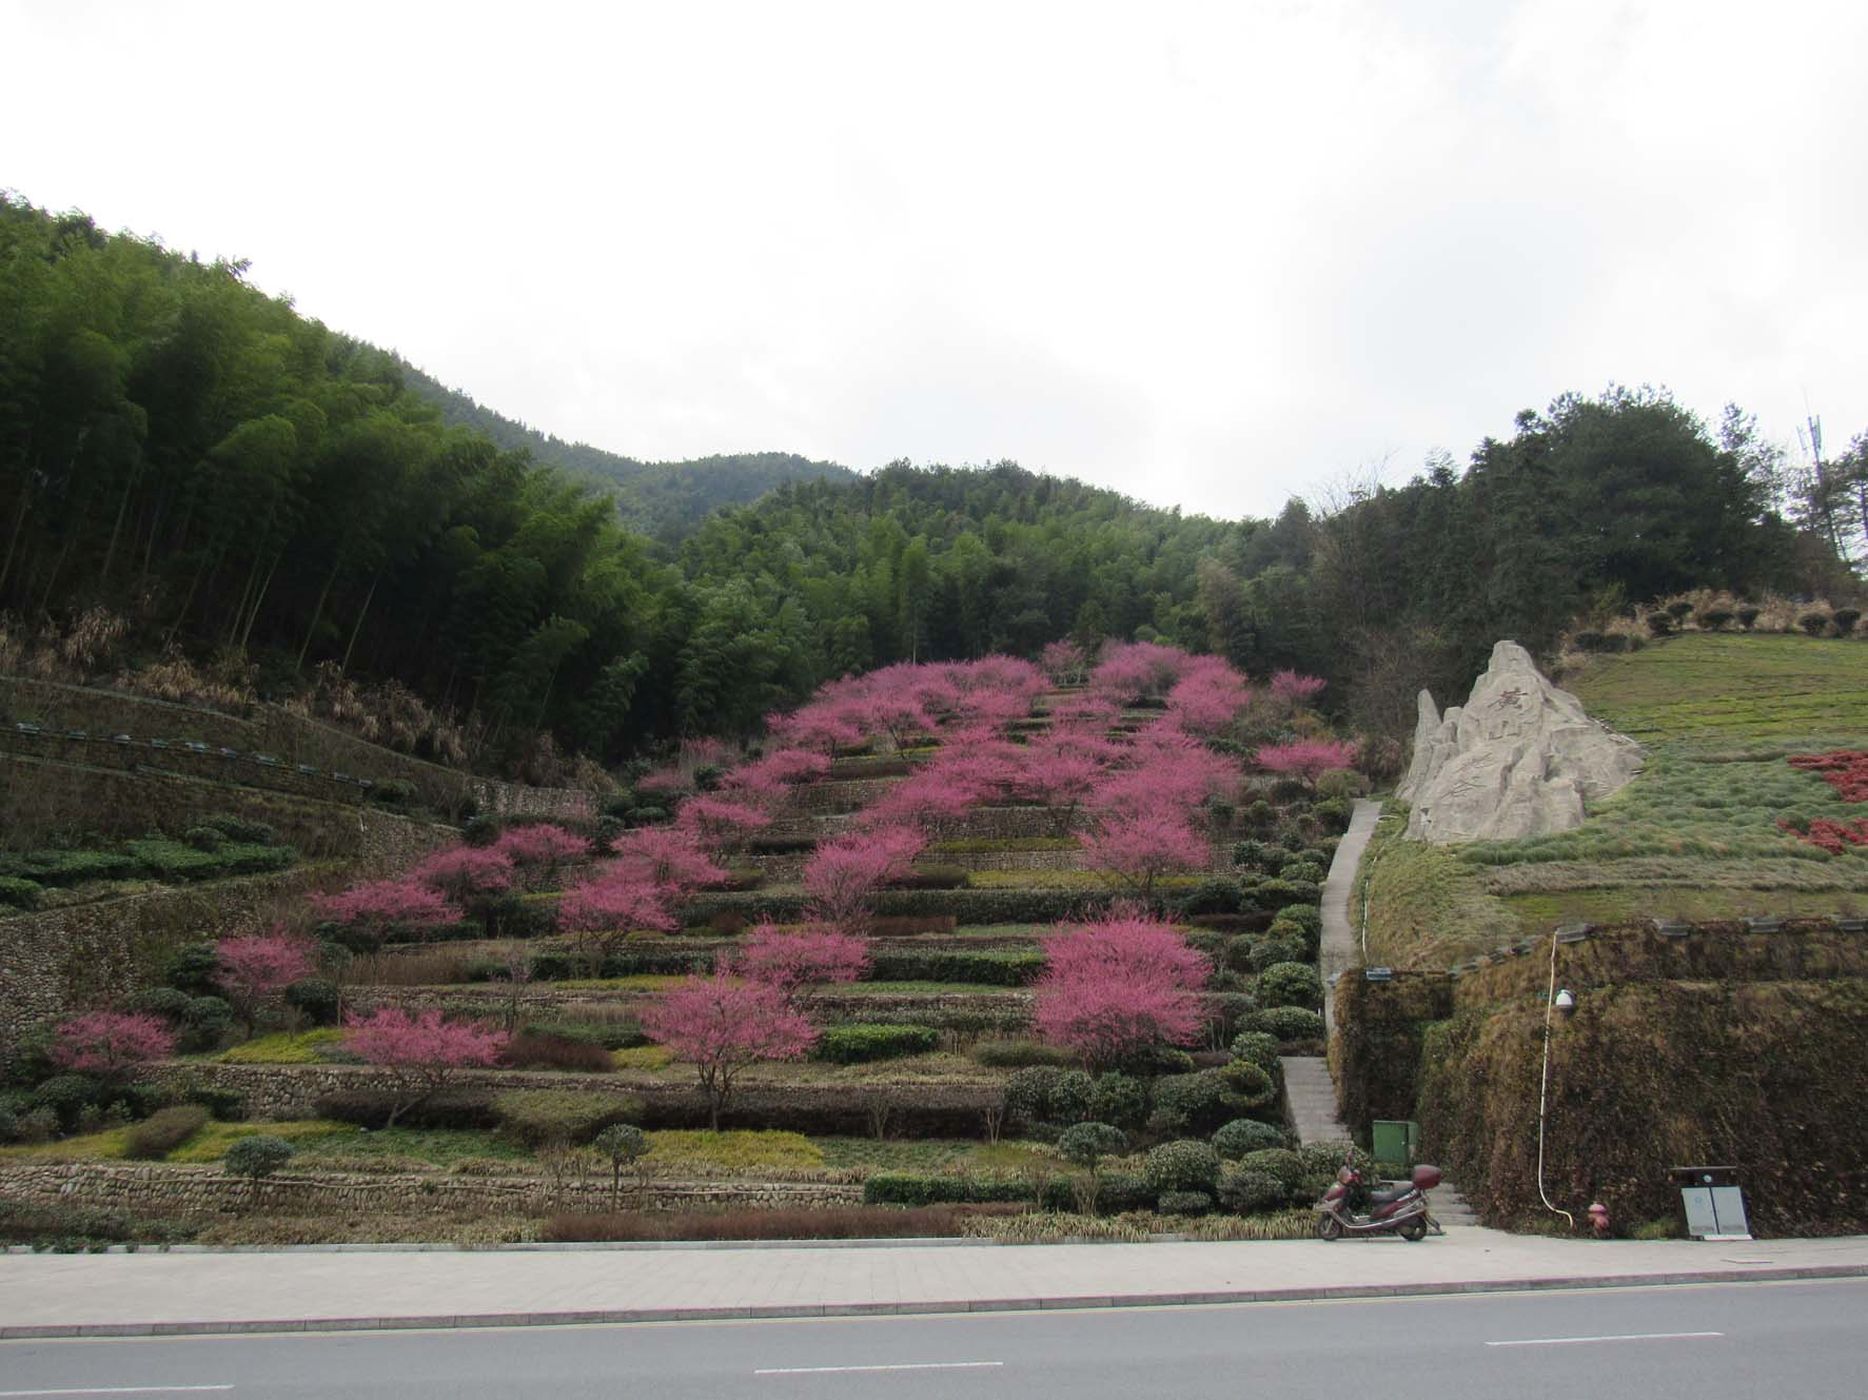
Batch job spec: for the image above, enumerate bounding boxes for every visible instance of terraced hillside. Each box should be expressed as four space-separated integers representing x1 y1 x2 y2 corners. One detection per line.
1361 632 1868 968
1 645 1369 1247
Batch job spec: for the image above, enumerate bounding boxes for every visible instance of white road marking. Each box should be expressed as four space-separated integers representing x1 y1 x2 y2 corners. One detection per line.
1486 1331 1724 1348
756 1361 1005 1375
0 1389 235 1397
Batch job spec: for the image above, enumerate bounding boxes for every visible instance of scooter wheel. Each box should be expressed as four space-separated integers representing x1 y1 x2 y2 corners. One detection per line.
1398 1217 1427 1242
1316 1214 1344 1241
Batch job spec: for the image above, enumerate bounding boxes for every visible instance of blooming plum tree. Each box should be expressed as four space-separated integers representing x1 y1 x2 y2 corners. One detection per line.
721 748 834 806
641 973 817 1128
412 845 516 901
1035 911 1210 1067
1166 658 1251 736
1268 670 1328 708
342 1007 508 1126
215 930 318 1034
557 876 678 972
51 1011 177 1079
802 826 925 931
313 879 462 941
735 922 871 1001
1016 744 1105 835
492 824 590 878
1080 809 1212 899
606 827 731 894
1090 641 1192 704
674 795 772 850
1041 639 1089 685
1255 739 1359 786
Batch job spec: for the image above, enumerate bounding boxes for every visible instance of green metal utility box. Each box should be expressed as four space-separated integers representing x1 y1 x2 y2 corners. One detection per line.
1371 1120 1419 1172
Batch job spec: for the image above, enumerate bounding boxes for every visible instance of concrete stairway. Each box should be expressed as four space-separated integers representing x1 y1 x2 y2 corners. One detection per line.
1280 1055 1349 1145
1428 1179 1478 1228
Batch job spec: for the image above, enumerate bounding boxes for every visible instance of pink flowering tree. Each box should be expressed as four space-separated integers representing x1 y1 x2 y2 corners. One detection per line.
412 846 516 902
1080 808 1212 901
1015 743 1106 834
1166 659 1251 736
313 879 462 949
1268 670 1328 709
1090 641 1192 704
674 795 772 852
342 1007 509 1126
606 827 731 895
858 771 979 837
1048 692 1122 733
1041 639 1089 685
51 1011 177 1081
734 922 871 1003
492 824 591 885
635 765 693 799
1034 911 1210 1068
215 930 318 1034
767 706 864 755
642 973 818 1129
802 826 925 932
557 876 678 974
721 748 833 808
1256 738 1359 787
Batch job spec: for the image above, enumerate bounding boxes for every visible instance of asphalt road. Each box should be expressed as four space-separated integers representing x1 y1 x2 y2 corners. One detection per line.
0 1278 1859 1400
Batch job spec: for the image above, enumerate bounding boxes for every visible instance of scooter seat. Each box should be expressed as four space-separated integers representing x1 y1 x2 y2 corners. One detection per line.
1368 1185 1413 1205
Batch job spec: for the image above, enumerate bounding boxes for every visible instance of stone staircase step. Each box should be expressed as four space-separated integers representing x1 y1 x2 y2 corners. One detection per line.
1279 1054 1348 1145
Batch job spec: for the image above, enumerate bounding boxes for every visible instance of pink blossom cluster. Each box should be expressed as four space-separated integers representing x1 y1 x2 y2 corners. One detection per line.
1035 908 1209 1066
314 878 461 931
411 845 516 900
1269 670 1328 707
733 921 871 997
216 930 317 1026
641 971 818 1128
1089 640 1196 704
766 655 1047 756
1255 738 1359 783
51 1011 177 1075
802 826 926 930
674 794 772 850
1166 655 1252 736
1040 639 1089 684
719 747 834 807
492 823 590 869
605 826 731 892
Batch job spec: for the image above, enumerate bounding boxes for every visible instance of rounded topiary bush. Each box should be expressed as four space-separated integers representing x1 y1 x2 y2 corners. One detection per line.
1004 1066 1095 1134
1144 1139 1221 1194
1217 1165 1287 1213
1235 1147 1306 1192
1272 905 1321 939
1698 608 1734 631
1149 1063 1275 1136
1096 1171 1154 1214
1212 1117 1286 1159
284 979 341 1027
1295 1141 1371 1180
1156 1189 1213 1216
1227 1030 1281 1072
183 825 226 852
1249 936 1308 973
224 1135 295 1180
1240 1006 1326 1042
1256 961 1324 1010
1645 610 1675 637
1057 1121 1129 1168
1279 859 1325 885
31 1074 101 1131
1834 608 1861 636
1798 611 1830 637
1089 1072 1149 1130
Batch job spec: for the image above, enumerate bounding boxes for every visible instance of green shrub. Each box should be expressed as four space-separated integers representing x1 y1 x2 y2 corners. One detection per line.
868 949 1044 986
125 1105 209 1160
1004 1066 1094 1133
224 1135 295 1179
1095 1171 1154 1213
971 1039 1076 1069
1645 610 1675 637
1239 1006 1325 1042
1150 1064 1275 1135
1213 1118 1287 1159
1834 608 1861 636
10 849 139 887
862 1173 1030 1206
315 1090 497 1131
31 1074 101 1131
1295 1141 1371 1180
367 778 417 808
180 996 233 1051
183 825 225 851
1797 611 1829 637
1310 800 1352 835
1256 961 1323 1010
1280 859 1325 884
817 1024 939 1064
1089 1072 1149 1130
1235 1147 1306 1191
284 979 340 1026
1241 878 1320 912
1056 1121 1128 1168
1227 1031 1282 1073
1249 936 1309 973
1273 905 1321 939
493 1089 644 1146
1216 1166 1286 1213
0 876 43 910
1314 768 1369 801
129 986 193 1021
182 1084 247 1121
891 865 969 891
1735 605 1761 630
1144 1139 1220 1193
1176 878 1244 917
1156 1189 1213 1216
202 813 278 845
1698 608 1734 631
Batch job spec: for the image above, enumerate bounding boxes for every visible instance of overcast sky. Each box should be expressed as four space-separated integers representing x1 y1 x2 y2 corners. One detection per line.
7 0 1865 519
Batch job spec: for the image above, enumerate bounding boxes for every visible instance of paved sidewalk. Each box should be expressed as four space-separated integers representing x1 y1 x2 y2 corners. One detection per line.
3 1231 1863 1337
1320 797 1383 1031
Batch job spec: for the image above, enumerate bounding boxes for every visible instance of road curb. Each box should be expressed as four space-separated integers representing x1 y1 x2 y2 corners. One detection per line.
4 1263 1862 1339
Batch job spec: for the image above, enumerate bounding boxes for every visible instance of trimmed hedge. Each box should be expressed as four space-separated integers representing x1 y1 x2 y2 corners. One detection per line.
493 1089 644 1145
125 1104 210 1160
817 1024 940 1064
684 887 1117 929
1144 1139 1221 1193
1238 1006 1326 1042
1213 1117 1287 1159
0 875 43 910
869 949 1044 986
1256 961 1324 1010
863 1173 1032 1206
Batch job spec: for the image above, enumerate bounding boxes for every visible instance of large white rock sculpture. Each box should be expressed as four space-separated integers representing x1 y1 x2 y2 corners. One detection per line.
1399 640 1643 844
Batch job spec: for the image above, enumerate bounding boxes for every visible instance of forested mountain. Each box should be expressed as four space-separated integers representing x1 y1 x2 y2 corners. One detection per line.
0 193 1856 776
395 359 854 541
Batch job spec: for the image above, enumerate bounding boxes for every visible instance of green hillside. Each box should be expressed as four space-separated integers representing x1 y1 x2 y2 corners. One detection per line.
1363 633 1868 964
395 359 854 540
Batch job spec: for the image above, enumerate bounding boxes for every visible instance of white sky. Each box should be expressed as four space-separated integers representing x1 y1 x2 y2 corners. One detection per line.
6 0 1865 519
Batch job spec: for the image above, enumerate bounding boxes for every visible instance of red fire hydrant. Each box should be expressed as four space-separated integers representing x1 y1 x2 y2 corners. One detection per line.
1588 1201 1612 1239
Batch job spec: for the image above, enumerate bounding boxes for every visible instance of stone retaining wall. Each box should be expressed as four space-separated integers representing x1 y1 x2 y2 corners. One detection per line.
0 1162 863 1221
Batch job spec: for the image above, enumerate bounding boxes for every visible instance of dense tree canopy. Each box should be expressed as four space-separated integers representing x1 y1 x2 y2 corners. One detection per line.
0 194 1854 771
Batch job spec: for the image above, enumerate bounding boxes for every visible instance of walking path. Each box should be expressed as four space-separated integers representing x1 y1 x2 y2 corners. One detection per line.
1320 798 1384 1031
2 1233 1863 1338
1279 1055 1346 1144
